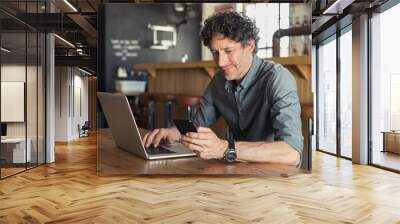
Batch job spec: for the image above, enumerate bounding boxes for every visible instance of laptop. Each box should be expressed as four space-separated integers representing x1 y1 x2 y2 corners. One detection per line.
97 92 196 160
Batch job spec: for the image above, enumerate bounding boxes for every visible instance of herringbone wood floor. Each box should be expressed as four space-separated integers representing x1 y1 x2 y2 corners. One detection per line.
1 135 400 223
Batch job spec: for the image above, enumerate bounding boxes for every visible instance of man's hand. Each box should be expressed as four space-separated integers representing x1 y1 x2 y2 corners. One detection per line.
142 127 181 148
181 127 227 160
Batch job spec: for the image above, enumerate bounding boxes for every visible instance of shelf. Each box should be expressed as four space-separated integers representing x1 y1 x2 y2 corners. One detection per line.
133 56 311 80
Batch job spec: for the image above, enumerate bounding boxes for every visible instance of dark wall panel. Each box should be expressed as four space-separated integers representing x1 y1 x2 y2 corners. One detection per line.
99 3 202 92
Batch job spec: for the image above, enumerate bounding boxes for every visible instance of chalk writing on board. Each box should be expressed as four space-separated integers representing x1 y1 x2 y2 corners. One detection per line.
110 39 141 61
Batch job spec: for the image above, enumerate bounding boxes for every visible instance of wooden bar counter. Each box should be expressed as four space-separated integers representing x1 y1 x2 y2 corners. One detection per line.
97 129 304 177
132 56 312 104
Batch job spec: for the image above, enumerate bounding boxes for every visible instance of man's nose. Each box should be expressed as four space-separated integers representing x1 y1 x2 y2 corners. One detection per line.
217 52 229 67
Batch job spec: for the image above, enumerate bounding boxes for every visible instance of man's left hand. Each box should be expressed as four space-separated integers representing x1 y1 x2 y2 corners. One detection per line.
181 127 228 160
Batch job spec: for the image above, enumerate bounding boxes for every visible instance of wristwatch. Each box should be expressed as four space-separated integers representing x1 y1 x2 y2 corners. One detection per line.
224 145 237 163
224 128 236 163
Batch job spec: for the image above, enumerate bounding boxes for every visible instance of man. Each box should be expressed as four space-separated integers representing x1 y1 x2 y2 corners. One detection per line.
143 11 303 165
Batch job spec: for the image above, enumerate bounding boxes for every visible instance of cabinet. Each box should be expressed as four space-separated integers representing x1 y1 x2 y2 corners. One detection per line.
382 131 400 154
1 138 32 164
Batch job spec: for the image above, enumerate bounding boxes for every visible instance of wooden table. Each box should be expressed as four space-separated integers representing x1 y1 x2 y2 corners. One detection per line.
97 129 305 177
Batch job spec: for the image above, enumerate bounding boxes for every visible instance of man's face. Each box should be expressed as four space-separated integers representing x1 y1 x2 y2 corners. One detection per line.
209 34 255 81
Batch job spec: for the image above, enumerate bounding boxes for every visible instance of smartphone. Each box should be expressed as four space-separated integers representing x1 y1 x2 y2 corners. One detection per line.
174 119 197 135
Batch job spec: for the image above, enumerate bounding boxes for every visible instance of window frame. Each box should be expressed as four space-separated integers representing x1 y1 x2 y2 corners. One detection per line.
368 0 400 173
315 23 353 160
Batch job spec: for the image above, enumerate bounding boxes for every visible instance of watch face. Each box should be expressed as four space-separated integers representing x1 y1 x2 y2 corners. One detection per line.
225 149 237 162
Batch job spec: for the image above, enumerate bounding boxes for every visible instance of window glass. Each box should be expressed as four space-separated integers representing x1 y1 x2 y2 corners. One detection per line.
339 28 352 158
244 3 289 58
371 3 400 170
317 37 337 154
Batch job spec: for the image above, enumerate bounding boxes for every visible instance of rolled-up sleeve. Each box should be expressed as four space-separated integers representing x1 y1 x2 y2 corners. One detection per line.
191 78 220 128
269 66 304 157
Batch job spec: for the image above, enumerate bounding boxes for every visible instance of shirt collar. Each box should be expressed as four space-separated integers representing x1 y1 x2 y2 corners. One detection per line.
224 55 262 92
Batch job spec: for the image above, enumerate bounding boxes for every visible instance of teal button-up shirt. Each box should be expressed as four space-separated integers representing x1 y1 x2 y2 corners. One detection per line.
192 55 304 157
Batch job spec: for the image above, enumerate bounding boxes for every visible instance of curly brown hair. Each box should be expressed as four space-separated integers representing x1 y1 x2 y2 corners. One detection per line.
200 11 260 54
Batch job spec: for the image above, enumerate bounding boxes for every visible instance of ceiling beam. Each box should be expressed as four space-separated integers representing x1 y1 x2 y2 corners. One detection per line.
51 0 97 47
55 55 96 70
322 0 356 15
67 13 97 44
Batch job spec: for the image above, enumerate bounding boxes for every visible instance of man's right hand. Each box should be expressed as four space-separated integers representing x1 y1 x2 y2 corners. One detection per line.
142 126 181 148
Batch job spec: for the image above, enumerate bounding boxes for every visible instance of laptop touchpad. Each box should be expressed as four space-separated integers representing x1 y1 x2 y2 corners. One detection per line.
146 146 174 155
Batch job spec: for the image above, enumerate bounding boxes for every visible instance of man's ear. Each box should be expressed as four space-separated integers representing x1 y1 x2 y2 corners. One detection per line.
246 40 256 54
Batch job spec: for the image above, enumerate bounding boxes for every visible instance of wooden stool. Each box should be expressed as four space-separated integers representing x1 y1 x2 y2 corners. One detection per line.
138 93 155 129
175 95 201 120
152 93 177 128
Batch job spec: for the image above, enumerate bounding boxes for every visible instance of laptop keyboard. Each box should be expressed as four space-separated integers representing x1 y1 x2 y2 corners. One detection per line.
146 146 174 155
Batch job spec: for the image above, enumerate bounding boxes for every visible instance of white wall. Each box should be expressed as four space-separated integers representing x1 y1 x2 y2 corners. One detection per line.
1 65 41 137
1 65 26 133
55 67 69 141
72 72 89 138
1 64 46 164
55 67 89 141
